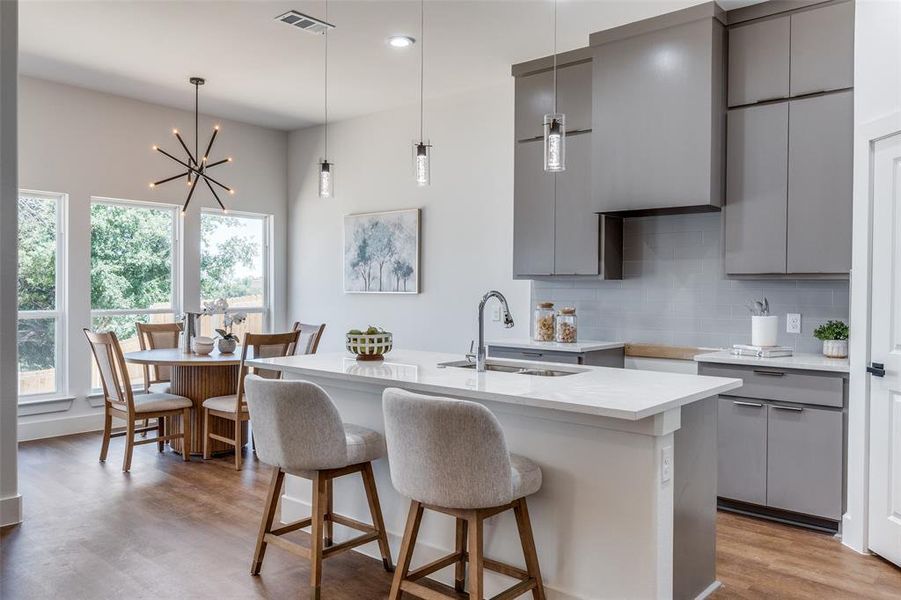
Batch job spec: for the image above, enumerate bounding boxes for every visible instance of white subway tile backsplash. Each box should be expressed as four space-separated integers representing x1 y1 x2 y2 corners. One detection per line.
530 214 850 352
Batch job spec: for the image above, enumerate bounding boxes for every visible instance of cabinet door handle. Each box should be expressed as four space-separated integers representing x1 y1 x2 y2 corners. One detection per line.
733 400 763 408
772 404 804 412
867 362 886 377
522 352 544 358
753 369 785 377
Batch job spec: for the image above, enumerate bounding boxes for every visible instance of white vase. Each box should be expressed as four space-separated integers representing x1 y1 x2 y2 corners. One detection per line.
751 315 779 347
822 339 848 358
217 338 237 354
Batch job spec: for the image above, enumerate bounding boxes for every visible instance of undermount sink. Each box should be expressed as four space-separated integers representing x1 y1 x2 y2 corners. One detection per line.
437 359 581 377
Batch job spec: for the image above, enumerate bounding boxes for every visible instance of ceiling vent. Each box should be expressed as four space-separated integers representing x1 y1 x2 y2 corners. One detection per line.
275 10 335 35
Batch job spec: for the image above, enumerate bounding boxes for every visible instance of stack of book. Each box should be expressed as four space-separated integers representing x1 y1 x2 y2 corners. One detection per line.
731 344 793 358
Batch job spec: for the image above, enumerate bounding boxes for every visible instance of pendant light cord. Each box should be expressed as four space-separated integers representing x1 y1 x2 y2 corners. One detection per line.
194 80 199 165
553 0 558 115
419 0 424 142
324 0 329 160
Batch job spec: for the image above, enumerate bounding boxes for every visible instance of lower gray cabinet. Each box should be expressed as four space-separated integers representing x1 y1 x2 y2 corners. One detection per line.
488 345 624 368
717 397 767 506
766 403 843 520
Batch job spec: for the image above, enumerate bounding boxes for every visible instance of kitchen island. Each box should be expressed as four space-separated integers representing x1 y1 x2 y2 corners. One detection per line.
246 350 742 600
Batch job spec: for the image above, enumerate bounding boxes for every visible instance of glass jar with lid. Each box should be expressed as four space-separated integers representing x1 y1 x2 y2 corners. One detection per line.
533 302 556 342
556 307 578 343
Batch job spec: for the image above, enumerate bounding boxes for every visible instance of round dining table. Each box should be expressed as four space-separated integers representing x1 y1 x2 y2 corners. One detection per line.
124 347 248 456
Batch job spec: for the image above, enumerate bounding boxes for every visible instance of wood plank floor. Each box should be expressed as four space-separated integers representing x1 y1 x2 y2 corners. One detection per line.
2 432 899 599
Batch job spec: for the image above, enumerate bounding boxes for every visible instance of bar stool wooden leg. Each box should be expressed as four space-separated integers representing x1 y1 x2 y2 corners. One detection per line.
324 478 334 548
251 468 284 575
514 498 546 600
467 511 484 600
389 500 424 600
309 472 327 599
454 517 468 592
361 462 394 571
99 411 112 462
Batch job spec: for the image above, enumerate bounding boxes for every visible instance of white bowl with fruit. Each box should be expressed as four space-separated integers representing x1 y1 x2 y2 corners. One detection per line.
346 326 393 361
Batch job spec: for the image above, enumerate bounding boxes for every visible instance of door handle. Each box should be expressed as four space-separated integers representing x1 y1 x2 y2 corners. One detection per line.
771 404 804 412
732 400 763 408
867 362 886 377
522 352 544 358
753 369 785 377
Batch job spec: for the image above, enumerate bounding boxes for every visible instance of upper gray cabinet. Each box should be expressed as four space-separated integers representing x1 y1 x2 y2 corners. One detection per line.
787 91 853 274
724 103 788 275
727 15 790 107
591 4 725 214
554 132 597 275
789 1 854 97
514 60 592 142
513 139 555 276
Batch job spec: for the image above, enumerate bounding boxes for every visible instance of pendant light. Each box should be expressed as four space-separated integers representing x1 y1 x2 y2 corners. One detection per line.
150 77 234 213
414 0 431 186
318 0 334 198
543 0 565 172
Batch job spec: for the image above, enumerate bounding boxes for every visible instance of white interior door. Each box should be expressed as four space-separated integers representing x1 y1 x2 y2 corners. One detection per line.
868 131 901 566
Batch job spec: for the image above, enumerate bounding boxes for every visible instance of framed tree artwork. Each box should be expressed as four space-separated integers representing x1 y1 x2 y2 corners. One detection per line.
343 209 420 294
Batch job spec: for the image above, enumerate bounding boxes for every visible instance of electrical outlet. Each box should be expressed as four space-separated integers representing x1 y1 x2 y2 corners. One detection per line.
787 313 802 334
491 306 501 322
661 446 673 483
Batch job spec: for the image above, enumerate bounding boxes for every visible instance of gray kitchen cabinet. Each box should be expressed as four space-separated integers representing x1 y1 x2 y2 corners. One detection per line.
789 1 854 97
727 15 790 107
766 403 844 520
787 91 853 274
513 139 555 276
717 397 767 506
724 103 789 275
514 60 592 142
592 13 725 213
554 132 596 275
488 345 624 368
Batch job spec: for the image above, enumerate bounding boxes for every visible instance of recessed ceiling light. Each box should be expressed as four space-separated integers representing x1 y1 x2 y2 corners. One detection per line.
387 35 415 48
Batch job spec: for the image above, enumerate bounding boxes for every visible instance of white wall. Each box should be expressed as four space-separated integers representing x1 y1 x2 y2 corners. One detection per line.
844 0 901 554
16 76 289 440
287 82 530 353
1 0 23 526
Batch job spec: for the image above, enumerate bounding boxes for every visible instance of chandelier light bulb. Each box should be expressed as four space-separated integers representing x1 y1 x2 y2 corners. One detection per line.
543 113 566 172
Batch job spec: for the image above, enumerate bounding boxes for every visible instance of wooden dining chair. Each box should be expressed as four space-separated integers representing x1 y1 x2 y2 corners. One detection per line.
84 329 193 472
202 330 300 470
291 321 326 355
136 322 182 394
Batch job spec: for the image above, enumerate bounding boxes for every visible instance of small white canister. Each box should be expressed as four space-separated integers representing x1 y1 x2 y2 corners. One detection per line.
751 315 779 347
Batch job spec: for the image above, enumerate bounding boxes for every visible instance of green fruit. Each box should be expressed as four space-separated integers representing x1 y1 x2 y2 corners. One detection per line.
348 329 363 335
366 326 379 335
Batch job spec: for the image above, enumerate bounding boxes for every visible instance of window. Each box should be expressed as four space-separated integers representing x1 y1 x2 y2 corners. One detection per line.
90 199 179 387
199 210 270 338
17 191 66 397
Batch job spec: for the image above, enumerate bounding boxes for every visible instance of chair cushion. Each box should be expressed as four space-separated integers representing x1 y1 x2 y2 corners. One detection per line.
344 423 386 465
147 382 171 394
202 394 247 413
510 453 542 499
127 393 192 414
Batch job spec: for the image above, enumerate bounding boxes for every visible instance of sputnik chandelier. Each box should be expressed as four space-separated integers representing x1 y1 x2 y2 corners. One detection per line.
150 77 234 213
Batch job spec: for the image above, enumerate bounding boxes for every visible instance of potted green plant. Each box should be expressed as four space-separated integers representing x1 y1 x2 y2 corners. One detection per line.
215 310 247 354
813 320 849 358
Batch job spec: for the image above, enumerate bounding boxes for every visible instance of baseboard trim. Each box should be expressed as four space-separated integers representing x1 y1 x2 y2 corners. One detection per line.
281 494 583 600
18 412 105 442
1 494 23 527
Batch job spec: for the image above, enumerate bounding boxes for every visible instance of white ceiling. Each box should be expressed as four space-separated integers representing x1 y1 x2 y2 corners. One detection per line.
19 0 762 131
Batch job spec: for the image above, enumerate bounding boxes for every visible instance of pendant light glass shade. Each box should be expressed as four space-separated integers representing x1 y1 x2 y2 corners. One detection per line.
543 113 565 172
414 142 430 186
319 160 333 198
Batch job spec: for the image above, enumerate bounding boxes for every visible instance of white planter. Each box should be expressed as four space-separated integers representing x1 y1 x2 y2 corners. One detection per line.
751 315 779 347
822 339 848 358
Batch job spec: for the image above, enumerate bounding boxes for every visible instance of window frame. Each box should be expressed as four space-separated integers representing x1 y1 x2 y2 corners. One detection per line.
200 207 272 332
17 189 67 400
88 197 181 391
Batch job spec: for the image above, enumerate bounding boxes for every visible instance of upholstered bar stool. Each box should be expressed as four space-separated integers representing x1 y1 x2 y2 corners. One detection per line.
382 388 546 600
243 375 394 599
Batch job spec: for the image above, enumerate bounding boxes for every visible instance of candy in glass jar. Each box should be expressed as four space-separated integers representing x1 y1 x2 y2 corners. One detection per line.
555 307 578 343
533 302 555 342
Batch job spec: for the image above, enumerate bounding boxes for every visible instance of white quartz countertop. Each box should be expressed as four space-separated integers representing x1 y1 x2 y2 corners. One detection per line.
487 339 624 353
247 349 742 421
694 350 850 373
